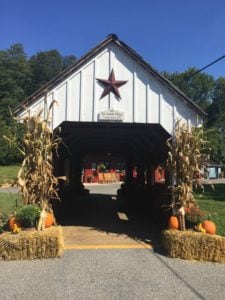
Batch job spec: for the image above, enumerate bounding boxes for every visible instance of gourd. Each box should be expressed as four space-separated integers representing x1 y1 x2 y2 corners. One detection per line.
202 220 216 235
168 216 179 230
8 216 21 231
45 212 55 228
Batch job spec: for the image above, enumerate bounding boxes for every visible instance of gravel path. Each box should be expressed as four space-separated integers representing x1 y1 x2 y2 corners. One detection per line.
0 249 225 300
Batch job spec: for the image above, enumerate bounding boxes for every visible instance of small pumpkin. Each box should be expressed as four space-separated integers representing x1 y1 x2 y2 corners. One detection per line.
168 216 179 230
8 216 21 231
45 212 55 228
12 223 21 234
202 220 216 235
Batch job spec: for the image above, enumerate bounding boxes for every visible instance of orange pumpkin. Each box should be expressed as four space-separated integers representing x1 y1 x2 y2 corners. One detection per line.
8 216 21 231
45 212 54 228
168 216 179 230
202 220 216 235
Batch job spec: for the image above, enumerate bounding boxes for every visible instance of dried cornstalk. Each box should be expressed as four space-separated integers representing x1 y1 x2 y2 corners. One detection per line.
166 120 210 230
4 98 64 229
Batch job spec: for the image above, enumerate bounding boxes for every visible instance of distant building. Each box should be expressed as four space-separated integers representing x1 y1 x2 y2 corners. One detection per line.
205 160 223 179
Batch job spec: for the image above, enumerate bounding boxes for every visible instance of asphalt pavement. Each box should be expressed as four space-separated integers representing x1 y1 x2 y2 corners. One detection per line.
1 249 225 300
1 183 225 299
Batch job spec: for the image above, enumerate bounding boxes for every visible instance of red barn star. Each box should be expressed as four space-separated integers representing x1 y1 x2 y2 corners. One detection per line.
97 69 127 100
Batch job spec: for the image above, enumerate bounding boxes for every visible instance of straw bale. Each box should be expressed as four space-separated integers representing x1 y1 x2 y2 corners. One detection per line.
0 226 64 260
162 229 225 263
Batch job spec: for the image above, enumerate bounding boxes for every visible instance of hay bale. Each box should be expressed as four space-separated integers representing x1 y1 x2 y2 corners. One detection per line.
162 229 225 263
0 226 64 260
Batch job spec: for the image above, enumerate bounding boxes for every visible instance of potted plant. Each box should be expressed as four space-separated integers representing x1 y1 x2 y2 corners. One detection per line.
185 205 206 229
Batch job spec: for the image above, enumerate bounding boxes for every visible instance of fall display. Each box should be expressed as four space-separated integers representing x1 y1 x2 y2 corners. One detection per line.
168 216 179 230
166 121 210 230
0 226 64 260
163 229 225 263
4 100 64 231
202 220 216 235
8 217 21 231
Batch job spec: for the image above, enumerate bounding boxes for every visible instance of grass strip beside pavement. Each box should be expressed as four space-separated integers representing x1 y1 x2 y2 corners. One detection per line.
0 192 22 216
194 184 225 236
0 165 20 185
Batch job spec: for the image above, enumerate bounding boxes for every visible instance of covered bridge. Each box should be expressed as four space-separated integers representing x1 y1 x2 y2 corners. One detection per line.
15 34 206 219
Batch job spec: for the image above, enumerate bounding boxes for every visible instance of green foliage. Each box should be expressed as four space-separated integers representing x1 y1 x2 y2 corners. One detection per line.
163 68 214 110
163 70 225 166
0 118 24 165
206 77 225 165
0 43 76 165
15 204 41 228
97 163 106 172
0 43 28 164
194 184 225 236
0 211 9 233
0 192 22 216
27 50 76 95
0 164 20 185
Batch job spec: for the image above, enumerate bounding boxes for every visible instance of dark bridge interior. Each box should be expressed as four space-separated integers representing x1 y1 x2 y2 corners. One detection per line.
53 121 171 232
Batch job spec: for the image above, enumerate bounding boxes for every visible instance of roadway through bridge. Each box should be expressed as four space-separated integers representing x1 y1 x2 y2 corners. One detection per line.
61 183 162 250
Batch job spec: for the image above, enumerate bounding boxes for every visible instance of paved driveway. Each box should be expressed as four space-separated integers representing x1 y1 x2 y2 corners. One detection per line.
1 249 225 300
63 183 159 249
1 183 225 299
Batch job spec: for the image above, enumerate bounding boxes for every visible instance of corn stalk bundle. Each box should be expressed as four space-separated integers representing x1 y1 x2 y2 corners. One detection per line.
4 100 62 209
166 120 210 228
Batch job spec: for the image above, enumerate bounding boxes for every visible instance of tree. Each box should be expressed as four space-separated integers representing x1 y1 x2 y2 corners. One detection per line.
62 55 77 69
0 43 30 123
206 77 225 165
163 68 215 110
0 43 76 165
0 44 29 164
28 51 77 95
163 69 225 166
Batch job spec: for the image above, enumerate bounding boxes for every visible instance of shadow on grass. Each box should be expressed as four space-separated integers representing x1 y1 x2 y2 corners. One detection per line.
194 183 225 201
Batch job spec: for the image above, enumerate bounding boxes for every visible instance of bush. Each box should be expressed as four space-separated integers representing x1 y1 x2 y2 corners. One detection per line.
0 212 9 233
16 205 41 228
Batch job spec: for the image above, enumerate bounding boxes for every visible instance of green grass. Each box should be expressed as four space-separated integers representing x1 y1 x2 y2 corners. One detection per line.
0 191 22 217
0 165 20 185
194 184 225 236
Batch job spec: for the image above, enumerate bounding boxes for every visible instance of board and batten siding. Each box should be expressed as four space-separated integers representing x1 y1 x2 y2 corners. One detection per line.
19 42 202 134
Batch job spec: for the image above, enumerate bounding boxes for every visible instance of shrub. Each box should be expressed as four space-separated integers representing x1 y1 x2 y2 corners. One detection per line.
0 212 9 233
16 205 41 228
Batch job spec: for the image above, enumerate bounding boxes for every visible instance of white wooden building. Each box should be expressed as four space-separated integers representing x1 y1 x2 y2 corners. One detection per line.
15 34 205 133
15 34 206 198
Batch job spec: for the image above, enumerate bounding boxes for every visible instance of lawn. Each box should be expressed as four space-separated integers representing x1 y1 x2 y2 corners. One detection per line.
194 184 225 236
0 165 20 185
0 191 22 217
0 164 22 219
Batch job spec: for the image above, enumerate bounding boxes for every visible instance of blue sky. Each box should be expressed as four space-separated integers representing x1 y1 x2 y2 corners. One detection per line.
1 0 225 78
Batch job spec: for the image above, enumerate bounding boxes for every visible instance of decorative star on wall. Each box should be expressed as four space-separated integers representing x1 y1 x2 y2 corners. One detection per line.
96 69 127 100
